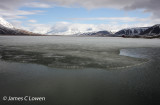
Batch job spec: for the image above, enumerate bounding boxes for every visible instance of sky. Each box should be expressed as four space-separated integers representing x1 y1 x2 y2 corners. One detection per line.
0 0 160 35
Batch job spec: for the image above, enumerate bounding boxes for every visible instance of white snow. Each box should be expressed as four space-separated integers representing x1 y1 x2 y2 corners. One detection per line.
0 17 14 29
117 27 148 35
47 22 106 35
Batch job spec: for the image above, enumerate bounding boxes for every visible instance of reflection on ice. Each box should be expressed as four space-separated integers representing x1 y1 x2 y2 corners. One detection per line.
120 48 160 59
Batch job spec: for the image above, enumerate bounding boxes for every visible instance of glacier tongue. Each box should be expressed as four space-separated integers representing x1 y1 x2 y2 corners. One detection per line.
0 17 14 29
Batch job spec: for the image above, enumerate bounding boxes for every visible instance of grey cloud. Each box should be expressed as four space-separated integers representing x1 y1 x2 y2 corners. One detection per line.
40 0 159 18
0 9 44 20
24 2 51 8
0 0 160 19
39 0 134 8
0 0 50 10
124 0 160 18
0 0 45 20
0 0 31 10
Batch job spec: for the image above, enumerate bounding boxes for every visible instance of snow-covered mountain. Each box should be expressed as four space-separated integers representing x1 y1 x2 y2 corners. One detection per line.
46 22 112 35
77 31 111 36
0 17 40 35
140 24 160 35
115 27 149 36
1 16 160 37
0 17 14 29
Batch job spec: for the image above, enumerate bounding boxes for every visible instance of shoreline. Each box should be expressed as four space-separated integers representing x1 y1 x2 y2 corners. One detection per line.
0 34 160 39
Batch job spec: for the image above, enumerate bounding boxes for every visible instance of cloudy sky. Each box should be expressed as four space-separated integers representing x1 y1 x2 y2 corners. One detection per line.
0 0 160 35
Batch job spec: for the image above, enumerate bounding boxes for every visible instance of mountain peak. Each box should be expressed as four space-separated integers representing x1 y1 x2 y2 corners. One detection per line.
115 27 149 36
153 24 160 28
0 17 41 35
0 17 14 29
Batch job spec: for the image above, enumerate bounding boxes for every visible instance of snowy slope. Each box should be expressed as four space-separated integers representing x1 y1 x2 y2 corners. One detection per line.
0 17 39 35
140 24 160 35
77 31 111 36
47 27 96 35
115 27 149 36
46 22 110 35
0 17 14 29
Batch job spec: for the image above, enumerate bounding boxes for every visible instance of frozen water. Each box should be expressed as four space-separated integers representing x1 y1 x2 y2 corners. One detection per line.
0 36 160 69
0 36 160 105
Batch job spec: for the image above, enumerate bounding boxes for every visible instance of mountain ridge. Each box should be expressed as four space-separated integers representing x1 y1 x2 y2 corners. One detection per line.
0 17 14 29
0 17 160 37
76 31 112 37
140 24 160 35
0 17 42 36
114 27 149 36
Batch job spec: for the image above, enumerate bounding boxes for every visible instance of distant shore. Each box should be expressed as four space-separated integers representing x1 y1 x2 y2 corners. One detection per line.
0 34 160 39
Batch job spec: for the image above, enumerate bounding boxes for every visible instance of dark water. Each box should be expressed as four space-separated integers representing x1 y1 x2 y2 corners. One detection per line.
0 36 160 105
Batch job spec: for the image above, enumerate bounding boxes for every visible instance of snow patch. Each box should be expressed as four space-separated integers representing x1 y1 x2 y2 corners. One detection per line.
0 17 14 29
